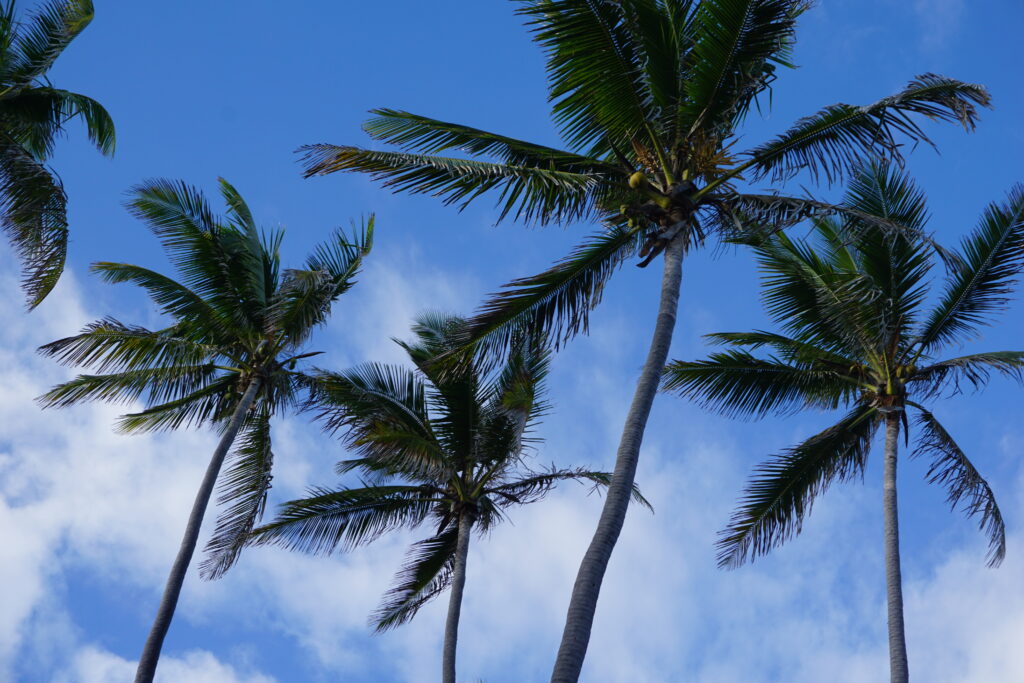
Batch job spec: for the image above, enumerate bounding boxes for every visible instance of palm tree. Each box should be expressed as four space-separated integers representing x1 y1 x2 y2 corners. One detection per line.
250 314 649 683
296 2 990 677
36 178 373 683
662 162 1024 682
0 0 115 307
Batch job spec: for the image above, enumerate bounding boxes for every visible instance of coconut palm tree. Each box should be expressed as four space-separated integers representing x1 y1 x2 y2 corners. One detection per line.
662 162 1024 682
296 2 990 678
0 0 114 307
36 178 373 683
250 313 649 683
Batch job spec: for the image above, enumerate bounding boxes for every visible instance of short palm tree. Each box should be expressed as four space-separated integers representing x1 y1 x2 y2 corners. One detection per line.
250 313 648 683
1 0 115 307
37 178 373 683
662 163 1024 683
297 2 990 678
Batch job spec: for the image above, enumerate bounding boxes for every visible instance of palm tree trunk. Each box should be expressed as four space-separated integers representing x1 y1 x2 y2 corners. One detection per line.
551 236 685 683
883 409 909 683
134 377 262 683
442 508 475 683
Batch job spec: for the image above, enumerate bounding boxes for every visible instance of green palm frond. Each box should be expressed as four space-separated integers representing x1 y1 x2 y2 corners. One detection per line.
90 263 237 338
682 0 806 137
311 366 448 481
37 363 220 410
249 485 442 555
662 349 855 418
113 375 239 433
371 526 458 631
515 0 660 156
300 145 600 225
1 86 115 158
37 318 220 372
702 330 857 368
464 223 645 358
269 218 373 345
200 406 275 580
7 0 94 86
911 405 1005 567
486 467 651 510
0 134 67 307
363 109 618 176
745 75 990 184
910 351 1024 398
914 184 1024 353
717 405 878 568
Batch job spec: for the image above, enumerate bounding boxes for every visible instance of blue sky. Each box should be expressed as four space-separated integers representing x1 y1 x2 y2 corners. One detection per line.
2 1 1024 681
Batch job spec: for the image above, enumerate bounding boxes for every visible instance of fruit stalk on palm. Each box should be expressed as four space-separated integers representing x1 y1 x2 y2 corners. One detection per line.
250 314 650 683
663 162 1024 683
297 2 991 678
37 178 373 682
0 0 115 307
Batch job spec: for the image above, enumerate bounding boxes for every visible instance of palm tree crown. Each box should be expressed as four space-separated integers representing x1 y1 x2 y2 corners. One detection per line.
663 162 1024 569
38 177 374 578
300 0 989 354
250 314 647 676
1 0 115 307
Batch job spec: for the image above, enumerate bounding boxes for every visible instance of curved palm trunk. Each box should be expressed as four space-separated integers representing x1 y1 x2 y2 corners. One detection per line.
134 377 262 683
551 237 685 683
883 410 909 683
442 509 475 683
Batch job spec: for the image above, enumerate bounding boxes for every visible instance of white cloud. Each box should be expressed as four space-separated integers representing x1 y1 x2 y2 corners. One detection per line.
3 256 1024 682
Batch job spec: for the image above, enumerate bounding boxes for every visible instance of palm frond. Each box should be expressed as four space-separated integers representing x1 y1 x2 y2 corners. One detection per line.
371 526 458 631
36 363 220 410
37 318 219 373
662 349 854 418
909 351 1024 398
717 405 878 568
113 375 239 433
249 485 441 555
914 184 1024 352
268 217 373 345
89 263 236 338
310 366 448 481
516 0 659 156
299 145 599 225
911 405 1005 566
7 0 94 86
486 466 651 510
464 223 645 360
682 0 806 137
745 74 990 184
0 135 67 307
0 86 115 158
363 109 617 175
200 406 275 579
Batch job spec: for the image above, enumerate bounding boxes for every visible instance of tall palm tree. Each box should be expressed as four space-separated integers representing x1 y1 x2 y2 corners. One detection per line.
296 2 990 677
0 0 114 307
36 178 373 683
250 314 649 683
663 162 1024 682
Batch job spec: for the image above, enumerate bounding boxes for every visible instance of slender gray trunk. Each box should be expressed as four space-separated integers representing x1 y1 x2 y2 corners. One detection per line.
550 237 685 683
883 410 909 683
134 377 262 683
442 509 474 683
